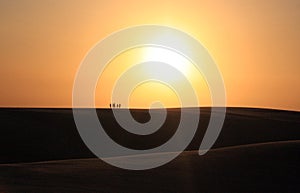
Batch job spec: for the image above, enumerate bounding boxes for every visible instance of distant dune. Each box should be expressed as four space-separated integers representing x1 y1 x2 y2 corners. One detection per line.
0 107 299 192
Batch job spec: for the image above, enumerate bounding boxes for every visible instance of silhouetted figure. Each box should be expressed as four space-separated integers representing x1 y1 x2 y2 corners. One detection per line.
110 103 121 108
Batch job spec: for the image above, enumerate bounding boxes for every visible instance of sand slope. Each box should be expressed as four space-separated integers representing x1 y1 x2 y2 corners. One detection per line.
0 107 299 192
0 140 299 193
0 107 299 163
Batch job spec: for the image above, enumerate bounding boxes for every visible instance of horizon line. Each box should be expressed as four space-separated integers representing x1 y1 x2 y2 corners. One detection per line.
0 106 299 112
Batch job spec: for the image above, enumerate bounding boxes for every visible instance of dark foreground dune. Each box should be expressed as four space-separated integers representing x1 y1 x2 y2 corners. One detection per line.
0 107 299 163
0 140 299 193
0 107 299 192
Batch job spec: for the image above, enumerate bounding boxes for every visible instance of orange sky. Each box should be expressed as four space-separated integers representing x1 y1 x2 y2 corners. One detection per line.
0 0 299 110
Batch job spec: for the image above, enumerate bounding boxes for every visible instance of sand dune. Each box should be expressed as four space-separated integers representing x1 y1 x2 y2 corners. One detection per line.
0 140 299 192
0 107 299 192
0 107 299 163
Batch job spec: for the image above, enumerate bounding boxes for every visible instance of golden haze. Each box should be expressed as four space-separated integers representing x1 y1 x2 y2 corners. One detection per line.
0 0 299 110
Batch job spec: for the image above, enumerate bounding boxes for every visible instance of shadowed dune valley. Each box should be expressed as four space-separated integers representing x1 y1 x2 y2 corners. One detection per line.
0 107 299 192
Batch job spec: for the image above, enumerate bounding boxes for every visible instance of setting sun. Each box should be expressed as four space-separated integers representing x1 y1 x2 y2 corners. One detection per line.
141 46 193 82
94 41 211 109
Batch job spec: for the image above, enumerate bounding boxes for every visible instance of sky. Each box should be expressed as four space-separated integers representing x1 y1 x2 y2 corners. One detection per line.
0 0 299 110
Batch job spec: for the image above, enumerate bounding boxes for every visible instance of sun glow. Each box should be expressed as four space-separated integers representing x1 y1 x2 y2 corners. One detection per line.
141 47 193 82
95 43 212 108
